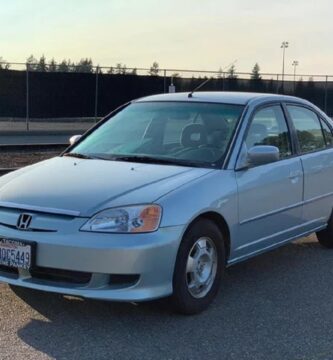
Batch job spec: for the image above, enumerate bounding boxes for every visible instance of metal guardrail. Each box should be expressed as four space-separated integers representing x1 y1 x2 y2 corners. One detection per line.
0 143 68 151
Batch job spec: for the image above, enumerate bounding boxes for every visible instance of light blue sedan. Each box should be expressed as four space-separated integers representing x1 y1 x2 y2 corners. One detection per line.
0 92 333 314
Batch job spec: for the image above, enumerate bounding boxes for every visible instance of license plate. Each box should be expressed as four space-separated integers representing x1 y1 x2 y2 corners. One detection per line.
0 238 35 270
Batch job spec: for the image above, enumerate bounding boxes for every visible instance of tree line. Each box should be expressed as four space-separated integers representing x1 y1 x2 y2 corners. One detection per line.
0 55 160 75
0 56 319 85
0 55 264 78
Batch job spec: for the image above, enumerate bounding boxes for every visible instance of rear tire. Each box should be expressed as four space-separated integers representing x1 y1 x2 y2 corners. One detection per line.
317 213 333 248
171 219 225 315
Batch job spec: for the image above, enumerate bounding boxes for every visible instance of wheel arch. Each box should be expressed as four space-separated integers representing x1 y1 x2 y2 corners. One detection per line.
185 211 231 261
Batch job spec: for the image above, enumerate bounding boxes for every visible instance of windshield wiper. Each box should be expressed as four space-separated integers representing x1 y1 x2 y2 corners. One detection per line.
63 152 96 159
112 155 205 168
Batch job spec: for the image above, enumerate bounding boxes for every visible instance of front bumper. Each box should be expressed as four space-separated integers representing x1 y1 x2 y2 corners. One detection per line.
0 222 184 301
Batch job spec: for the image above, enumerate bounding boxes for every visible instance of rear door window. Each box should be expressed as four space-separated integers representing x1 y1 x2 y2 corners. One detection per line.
320 119 333 147
287 105 326 153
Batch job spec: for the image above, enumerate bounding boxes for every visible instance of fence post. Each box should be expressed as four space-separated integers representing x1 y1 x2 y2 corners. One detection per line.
276 74 279 94
26 64 29 131
94 66 99 123
324 76 328 114
163 69 167 93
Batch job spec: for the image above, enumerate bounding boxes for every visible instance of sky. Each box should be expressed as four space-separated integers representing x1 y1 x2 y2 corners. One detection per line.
1 0 333 77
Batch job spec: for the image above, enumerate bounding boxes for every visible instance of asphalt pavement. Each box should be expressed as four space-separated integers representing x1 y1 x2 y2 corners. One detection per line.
0 234 333 360
0 120 93 144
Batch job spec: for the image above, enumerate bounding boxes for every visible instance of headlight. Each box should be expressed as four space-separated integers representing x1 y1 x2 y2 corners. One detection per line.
80 204 162 233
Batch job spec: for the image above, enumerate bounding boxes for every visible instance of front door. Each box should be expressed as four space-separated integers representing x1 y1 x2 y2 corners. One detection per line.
233 104 303 261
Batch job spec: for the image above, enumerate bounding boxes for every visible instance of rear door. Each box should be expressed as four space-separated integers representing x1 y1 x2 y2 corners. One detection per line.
286 105 333 230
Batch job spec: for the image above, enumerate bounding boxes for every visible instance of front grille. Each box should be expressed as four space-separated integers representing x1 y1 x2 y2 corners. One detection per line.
30 266 92 285
0 222 57 232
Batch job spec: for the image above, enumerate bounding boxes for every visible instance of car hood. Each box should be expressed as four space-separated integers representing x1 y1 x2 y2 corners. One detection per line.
0 157 213 217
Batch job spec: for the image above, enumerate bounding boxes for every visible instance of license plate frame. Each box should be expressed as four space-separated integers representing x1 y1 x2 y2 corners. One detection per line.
0 238 36 270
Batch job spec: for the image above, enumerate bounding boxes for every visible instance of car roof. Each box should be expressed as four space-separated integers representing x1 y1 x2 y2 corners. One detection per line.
134 91 306 106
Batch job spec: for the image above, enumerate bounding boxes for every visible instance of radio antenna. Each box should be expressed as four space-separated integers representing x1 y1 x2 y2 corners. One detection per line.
188 78 211 98
188 59 238 98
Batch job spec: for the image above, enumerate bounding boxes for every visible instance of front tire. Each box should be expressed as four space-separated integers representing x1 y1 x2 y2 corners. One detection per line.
172 219 225 315
317 213 333 248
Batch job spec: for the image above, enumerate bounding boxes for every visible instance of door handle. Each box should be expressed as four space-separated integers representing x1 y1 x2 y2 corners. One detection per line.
288 171 302 184
288 171 302 179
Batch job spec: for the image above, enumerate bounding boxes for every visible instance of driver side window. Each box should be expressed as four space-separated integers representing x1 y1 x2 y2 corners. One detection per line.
246 105 292 159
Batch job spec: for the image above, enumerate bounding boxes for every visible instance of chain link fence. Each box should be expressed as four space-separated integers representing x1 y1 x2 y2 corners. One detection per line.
1 62 333 133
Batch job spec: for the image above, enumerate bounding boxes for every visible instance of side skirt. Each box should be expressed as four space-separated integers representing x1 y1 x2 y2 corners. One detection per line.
226 224 326 267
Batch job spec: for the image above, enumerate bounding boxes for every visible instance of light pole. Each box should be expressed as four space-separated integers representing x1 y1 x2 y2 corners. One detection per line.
292 60 299 93
281 41 289 92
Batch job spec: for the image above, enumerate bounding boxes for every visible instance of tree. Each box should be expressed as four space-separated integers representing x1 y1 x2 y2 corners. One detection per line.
131 68 137 75
36 55 48 72
227 64 238 79
148 61 159 76
112 63 128 75
115 63 123 74
48 58 57 72
251 63 261 80
121 64 127 75
68 60 77 72
75 58 93 73
26 55 38 71
58 59 70 72
0 57 10 70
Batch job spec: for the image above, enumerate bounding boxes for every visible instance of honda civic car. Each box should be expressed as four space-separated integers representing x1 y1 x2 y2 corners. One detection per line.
0 91 333 314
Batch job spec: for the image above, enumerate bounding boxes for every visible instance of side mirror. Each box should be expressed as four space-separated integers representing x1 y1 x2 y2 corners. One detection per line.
247 145 280 167
69 135 82 146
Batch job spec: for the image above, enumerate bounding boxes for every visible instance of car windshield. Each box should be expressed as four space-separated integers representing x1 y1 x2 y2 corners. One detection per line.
69 101 244 168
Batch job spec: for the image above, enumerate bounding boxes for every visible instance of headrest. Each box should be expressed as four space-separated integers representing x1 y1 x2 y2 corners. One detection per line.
181 124 207 148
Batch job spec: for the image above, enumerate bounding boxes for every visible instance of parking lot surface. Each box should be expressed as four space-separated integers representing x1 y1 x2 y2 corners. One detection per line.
0 234 333 360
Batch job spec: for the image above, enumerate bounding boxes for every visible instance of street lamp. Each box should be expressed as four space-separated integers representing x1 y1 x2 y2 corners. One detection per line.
292 60 299 93
281 41 289 91
292 60 299 81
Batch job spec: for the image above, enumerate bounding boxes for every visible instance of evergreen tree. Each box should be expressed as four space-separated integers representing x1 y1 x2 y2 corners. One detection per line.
36 55 48 72
75 58 93 73
227 64 238 79
121 64 127 75
115 63 123 74
58 59 70 72
148 61 159 76
48 58 57 72
251 63 261 80
26 55 38 71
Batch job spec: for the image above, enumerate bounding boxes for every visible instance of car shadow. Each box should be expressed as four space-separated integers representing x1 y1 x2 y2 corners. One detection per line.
11 235 333 360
